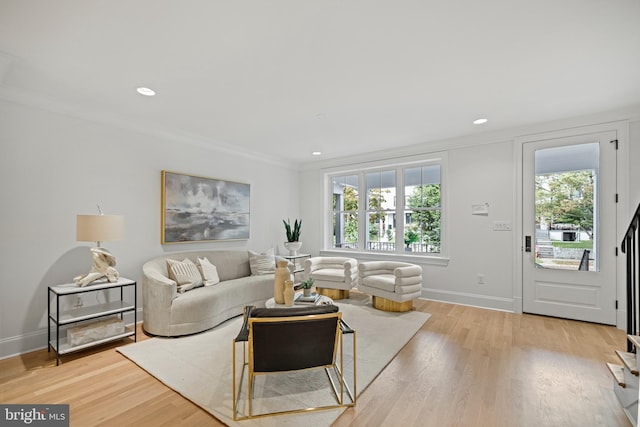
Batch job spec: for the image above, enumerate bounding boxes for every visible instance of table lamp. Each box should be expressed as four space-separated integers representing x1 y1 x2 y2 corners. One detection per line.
74 207 124 286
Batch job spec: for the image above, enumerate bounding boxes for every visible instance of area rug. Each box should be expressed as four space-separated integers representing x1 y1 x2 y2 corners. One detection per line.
117 296 430 426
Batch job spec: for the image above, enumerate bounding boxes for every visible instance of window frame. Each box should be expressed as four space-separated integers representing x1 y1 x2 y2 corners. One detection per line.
323 153 449 266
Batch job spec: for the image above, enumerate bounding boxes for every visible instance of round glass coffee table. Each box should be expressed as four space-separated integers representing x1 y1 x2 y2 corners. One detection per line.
265 292 334 308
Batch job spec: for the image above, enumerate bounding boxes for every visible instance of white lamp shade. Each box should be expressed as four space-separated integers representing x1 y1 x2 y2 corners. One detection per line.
76 214 124 243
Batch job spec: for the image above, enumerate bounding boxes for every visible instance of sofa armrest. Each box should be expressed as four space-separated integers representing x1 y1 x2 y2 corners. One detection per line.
394 265 422 278
344 259 359 284
304 257 322 274
358 261 390 277
142 269 178 307
393 265 423 288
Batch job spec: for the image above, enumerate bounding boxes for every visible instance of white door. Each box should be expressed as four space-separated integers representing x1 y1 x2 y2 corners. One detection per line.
522 131 617 324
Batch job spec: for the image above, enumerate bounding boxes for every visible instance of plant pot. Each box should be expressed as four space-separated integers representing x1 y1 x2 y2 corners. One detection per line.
303 288 312 297
284 241 302 256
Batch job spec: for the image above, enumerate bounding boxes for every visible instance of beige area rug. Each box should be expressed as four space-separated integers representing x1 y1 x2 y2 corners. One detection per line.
117 296 430 427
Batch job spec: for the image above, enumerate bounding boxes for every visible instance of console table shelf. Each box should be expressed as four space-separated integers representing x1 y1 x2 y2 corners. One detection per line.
282 253 311 277
48 277 137 365
56 300 135 325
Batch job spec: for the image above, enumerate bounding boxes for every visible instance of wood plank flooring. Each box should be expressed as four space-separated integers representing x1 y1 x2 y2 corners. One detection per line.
0 299 631 426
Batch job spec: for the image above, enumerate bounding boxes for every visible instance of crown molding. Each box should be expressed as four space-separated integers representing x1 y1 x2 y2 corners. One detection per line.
302 104 640 171
0 84 294 170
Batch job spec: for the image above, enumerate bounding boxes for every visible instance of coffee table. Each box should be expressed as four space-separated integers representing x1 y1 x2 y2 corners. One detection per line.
265 292 334 308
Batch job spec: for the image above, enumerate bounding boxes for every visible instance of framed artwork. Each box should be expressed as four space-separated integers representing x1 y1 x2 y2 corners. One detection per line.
161 170 250 243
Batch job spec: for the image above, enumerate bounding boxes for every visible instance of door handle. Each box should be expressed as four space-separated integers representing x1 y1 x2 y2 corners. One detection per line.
525 236 532 252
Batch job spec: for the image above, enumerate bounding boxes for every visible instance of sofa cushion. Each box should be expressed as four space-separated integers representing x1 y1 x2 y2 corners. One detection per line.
166 258 203 292
309 268 347 283
197 257 220 286
248 249 276 275
360 273 396 292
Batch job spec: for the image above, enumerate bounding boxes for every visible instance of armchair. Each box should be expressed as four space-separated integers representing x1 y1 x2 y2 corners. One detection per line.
303 257 358 300
232 305 356 420
358 261 422 312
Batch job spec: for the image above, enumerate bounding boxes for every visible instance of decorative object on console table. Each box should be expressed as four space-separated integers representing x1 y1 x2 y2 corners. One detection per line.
74 205 124 286
161 170 250 244
282 218 302 255
299 278 315 297
283 280 295 307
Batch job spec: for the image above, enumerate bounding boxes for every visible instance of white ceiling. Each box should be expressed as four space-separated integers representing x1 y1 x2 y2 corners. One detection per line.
1 1 639 164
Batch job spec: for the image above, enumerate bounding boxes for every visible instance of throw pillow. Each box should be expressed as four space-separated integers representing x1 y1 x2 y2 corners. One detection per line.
248 248 276 275
166 258 203 293
197 257 220 286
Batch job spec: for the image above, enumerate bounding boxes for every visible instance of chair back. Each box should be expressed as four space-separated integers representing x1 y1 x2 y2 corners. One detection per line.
248 305 340 373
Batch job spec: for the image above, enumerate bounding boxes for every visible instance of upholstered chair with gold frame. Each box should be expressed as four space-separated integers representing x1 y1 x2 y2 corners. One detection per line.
303 257 358 300
232 305 356 420
358 261 422 312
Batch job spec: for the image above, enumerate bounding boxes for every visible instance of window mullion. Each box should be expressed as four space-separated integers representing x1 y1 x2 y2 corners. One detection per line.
397 165 405 254
358 170 366 251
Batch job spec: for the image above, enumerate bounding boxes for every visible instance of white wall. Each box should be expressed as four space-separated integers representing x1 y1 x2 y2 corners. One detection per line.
628 120 640 216
300 110 640 316
2 97 639 359
0 99 300 359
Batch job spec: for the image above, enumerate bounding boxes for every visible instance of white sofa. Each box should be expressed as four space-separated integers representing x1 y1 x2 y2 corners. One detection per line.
142 250 287 336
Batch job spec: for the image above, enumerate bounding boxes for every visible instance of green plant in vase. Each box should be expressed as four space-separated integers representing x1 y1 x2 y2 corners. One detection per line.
299 278 315 297
283 218 303 255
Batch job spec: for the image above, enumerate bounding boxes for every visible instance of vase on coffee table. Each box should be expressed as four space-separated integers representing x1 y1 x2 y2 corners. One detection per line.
284 280 295 307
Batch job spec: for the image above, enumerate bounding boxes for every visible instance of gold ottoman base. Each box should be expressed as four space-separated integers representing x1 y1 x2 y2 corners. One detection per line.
372 296 413 312
317 288 350 300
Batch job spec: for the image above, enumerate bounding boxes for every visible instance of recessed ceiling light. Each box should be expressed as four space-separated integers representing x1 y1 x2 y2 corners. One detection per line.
312 151 322 156
473 118 488 125
136 87 156 96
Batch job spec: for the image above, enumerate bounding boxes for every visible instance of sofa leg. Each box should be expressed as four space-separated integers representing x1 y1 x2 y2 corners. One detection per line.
372 296 413 312
317 288 350 300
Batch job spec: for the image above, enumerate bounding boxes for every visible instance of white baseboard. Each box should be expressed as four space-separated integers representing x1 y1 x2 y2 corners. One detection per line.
617 309 627 331
0 309 142 361
0 329 49 361
421 288 515 312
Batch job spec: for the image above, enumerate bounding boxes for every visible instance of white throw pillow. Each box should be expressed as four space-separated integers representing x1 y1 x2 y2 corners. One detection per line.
197 257 220 286
166 258 203 293
248 248 276 275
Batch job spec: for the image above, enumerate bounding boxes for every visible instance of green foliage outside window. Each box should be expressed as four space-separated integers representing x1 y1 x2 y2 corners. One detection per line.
406 184 441 252
535 171 594 238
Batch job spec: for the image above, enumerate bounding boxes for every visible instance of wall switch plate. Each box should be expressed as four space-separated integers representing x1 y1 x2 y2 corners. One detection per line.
493 221 512 231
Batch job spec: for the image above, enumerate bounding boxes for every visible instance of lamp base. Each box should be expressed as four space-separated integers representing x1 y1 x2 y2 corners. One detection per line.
74 247 120 287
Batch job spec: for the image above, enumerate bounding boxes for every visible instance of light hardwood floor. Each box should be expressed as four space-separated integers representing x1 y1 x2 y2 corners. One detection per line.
0 299 631 427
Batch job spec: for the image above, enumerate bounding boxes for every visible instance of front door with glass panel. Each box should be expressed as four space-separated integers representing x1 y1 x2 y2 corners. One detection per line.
522 131 617 324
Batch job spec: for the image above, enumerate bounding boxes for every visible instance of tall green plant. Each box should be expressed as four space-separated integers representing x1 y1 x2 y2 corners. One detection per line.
283 218 302 242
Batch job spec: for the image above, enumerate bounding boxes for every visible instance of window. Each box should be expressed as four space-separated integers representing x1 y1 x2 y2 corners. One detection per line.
404 165 441 253
328 156 445 256
332 175 359 249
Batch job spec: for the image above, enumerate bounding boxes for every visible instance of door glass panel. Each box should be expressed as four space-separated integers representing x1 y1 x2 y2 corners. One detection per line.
534 143 599 271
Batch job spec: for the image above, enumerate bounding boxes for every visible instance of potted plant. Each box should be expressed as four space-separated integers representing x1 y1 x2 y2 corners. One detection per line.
299 278 315 297
283 218 302 255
